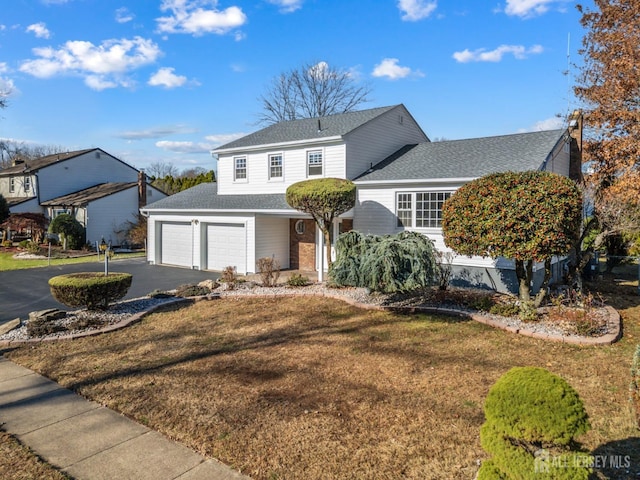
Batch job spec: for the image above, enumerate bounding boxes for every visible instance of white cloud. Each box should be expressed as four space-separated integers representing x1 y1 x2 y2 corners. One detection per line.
148 67 187 88
156 0 247 36
372 58 423 80
503 0 565 18
453 44 543 63
118 125 198 140
267 0 303 13
26 22 51 39
19 36 162 90
398 0 437 21
205 132 246 146
115 7 135 23
0 62 7 74
531 116 563 131
156 140 213 153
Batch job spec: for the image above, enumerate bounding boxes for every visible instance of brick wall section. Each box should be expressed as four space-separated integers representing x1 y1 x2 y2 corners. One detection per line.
290 219 316 270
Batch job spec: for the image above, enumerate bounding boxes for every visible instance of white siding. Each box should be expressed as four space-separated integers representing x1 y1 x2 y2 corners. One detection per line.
37 151 137 202
85 187 139 246
0 174 37 200
217 142 346 195
345 105 428 179
255 215 290 270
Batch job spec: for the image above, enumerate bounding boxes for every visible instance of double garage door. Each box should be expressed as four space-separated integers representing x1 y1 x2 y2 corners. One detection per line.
160 222 246 273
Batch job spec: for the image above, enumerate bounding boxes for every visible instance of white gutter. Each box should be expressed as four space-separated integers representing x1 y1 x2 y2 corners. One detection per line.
212 136 343 155
355 177 478 186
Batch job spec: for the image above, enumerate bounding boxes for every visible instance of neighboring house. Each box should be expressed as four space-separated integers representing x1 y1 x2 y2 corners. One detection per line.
141 104 582 293
0 148 166 246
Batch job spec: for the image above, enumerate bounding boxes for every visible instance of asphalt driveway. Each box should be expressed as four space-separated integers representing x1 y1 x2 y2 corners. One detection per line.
0 258 219 325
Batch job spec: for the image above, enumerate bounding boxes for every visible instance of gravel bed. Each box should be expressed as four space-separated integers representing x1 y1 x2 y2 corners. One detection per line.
1 282 612 342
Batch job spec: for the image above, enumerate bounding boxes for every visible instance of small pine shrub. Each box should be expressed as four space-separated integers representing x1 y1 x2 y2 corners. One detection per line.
175 284 211 298
256 257 281 287
631 344 640 430
287 273 310 287
221 266 238 290
478 367 591 479
489 302 520 317
518 300 539 322
26 241 41 255
148 289 174 299
48 272 132 310
18 239 30 249
27 318 67 337
469 295 495 312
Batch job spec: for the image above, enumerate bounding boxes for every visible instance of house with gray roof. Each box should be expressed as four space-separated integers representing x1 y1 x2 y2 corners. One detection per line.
141 104 582 292
0 148 166 246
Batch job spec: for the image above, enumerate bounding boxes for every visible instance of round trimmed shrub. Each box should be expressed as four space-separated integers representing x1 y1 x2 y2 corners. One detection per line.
49 272 132 310
478 367 591 479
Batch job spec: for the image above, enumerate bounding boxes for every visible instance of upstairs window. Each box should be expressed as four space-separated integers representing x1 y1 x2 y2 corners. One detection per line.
269 154 283 179
24 176 31 192
9 178 15 193
307 150 323 177
234 157 247 181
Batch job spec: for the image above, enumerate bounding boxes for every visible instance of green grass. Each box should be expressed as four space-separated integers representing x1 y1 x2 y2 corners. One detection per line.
0 250 145 271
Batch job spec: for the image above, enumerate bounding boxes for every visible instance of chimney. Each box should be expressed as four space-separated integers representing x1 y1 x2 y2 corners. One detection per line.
138 169 147 208
567 110 583 182
12 157 25 167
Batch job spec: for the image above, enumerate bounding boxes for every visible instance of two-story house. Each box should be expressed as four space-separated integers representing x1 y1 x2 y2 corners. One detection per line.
141 104 582 292
0 148 166 246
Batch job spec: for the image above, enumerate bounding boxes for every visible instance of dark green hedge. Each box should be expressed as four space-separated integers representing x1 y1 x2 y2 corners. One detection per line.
49 272 133 310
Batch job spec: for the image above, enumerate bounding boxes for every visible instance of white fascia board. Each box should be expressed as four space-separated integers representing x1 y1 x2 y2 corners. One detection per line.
355 177 477 186
141 208 298 215
212 136 343 155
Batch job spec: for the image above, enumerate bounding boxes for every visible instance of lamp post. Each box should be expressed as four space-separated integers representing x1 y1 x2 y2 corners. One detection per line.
99 237 109 276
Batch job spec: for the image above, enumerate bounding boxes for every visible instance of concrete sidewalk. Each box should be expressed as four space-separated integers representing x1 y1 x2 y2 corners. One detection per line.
0 357 249 480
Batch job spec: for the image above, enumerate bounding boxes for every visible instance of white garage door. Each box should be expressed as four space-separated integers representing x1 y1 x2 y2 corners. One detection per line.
206 223 246 273
161 222 193 267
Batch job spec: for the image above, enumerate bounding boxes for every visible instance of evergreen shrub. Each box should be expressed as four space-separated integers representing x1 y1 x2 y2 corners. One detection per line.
478 366 591 479
175 284 211 298
330 230 436 293
49 272 132 310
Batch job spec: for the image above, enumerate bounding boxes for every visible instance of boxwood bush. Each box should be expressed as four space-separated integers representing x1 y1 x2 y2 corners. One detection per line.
49 272 133 310
478 367 591 479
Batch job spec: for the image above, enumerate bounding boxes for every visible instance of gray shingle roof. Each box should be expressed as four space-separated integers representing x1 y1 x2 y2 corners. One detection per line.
41 183 137 206
355 129 566 182
215 105 401 151
0 149 96 176
142 183 291 211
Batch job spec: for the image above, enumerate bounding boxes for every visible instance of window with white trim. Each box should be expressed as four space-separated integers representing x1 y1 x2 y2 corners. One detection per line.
396 191 453 228
307 150 323 176
9 178 15 193
234 156 247 181
269 153 283 179
396 193 413 227
24 176 31 192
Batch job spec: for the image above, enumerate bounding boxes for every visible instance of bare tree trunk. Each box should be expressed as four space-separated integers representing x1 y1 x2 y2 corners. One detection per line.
534 258 552 307
515 259 531 302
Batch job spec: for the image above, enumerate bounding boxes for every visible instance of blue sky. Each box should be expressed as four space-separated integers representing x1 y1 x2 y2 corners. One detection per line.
0 0 592 173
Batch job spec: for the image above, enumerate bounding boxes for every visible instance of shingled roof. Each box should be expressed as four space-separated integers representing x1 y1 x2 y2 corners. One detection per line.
41 183 138 206
355 129 566 182
0 149 97 176
214 105 402 151
142 182 292 211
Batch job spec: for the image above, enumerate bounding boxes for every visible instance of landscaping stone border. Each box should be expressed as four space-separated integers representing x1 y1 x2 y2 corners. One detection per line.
0 291 622 347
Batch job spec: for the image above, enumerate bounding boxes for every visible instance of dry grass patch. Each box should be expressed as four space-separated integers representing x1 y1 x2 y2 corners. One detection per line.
0 429 71 480
4 275 640 479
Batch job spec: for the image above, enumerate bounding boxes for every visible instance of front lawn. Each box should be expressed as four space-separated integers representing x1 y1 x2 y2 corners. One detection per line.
5 275 640 479
0 249 145 271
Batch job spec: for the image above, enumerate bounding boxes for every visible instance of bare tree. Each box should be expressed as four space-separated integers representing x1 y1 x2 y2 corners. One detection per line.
146 161 179 179
258 61 371 124
0 141 67 169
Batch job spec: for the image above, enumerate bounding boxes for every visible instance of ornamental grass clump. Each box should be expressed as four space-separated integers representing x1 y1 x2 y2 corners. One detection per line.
632 344 640 430
49 272 132 310
330 230 436 293
478 366 591 479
